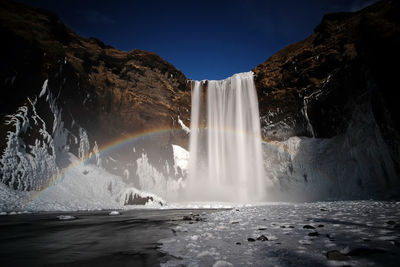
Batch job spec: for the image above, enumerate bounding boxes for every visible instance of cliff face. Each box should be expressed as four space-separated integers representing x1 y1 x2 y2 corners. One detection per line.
254 0 399 142
0 1 191 189
254 0 400 199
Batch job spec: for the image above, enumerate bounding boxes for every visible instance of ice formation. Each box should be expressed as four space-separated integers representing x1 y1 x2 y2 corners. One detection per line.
263 103 399 201
0 98 59 191
136 152 185 202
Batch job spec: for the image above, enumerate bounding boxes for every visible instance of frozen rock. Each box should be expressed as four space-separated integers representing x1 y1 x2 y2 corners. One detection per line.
256 235 268 241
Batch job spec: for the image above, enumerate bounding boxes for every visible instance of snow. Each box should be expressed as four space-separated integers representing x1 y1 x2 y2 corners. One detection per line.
39 79 48 98
0 98 58 191
93 141 102 167
78 128 90 160
0 153 169 212
172 144 189 175
263 103 400 201
160 201 400 267
109 211 120 215
136 153 185 201
178 116 190 134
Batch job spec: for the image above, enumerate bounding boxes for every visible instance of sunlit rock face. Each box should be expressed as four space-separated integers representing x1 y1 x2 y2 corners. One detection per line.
0 1 191 190
253 0 400 199
254 0 399 141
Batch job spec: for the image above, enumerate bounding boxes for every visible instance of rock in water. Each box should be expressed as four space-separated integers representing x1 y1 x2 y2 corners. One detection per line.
308 231 320 237
326 250 350 261
256 235 268 241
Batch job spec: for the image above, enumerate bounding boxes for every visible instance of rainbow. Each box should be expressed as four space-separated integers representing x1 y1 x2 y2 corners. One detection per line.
28 126 184 202
27 125 294 203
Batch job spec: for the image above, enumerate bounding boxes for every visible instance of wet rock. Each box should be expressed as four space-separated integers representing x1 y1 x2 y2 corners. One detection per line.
247 238 256 242
183 214 203 222
303 225 315 229
235 242 241 245
125 193 163 206
320 208 328 211
256 235 268 241
386 220 396 225
308 231 320 237
258 227 267 230
326 250 350 261
231 221 239 224
183 215 192 221
318 224 324 227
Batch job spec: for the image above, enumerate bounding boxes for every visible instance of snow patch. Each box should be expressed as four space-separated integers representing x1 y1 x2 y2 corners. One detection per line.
172 144 189 176
178 116 190 134
39 79 48 98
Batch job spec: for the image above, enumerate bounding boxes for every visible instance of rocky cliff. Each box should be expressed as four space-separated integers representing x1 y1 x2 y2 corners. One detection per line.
0 0 191 190
254 0 399 142
254 0 400 199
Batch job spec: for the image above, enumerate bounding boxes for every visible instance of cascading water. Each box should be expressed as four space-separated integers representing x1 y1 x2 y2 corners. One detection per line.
186 72 266 202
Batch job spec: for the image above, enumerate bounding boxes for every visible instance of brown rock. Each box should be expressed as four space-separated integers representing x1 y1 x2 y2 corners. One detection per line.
253 0 400 146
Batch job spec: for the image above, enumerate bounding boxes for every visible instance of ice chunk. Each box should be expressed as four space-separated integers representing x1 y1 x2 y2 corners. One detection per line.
57 215 77 220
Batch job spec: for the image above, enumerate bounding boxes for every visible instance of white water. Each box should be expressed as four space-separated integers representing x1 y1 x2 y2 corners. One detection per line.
186 72 266 202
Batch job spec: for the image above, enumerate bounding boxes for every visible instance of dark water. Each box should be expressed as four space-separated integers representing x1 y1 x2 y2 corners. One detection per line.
0 209 215 267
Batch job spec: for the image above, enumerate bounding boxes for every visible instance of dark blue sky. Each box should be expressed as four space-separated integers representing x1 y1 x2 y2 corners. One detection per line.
19 0 377 80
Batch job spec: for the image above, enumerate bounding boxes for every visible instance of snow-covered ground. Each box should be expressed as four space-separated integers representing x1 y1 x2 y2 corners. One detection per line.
160 201 400 267
0 153 166 212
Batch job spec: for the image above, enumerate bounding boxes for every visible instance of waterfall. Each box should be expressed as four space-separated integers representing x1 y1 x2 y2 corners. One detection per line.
186 72 266 202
